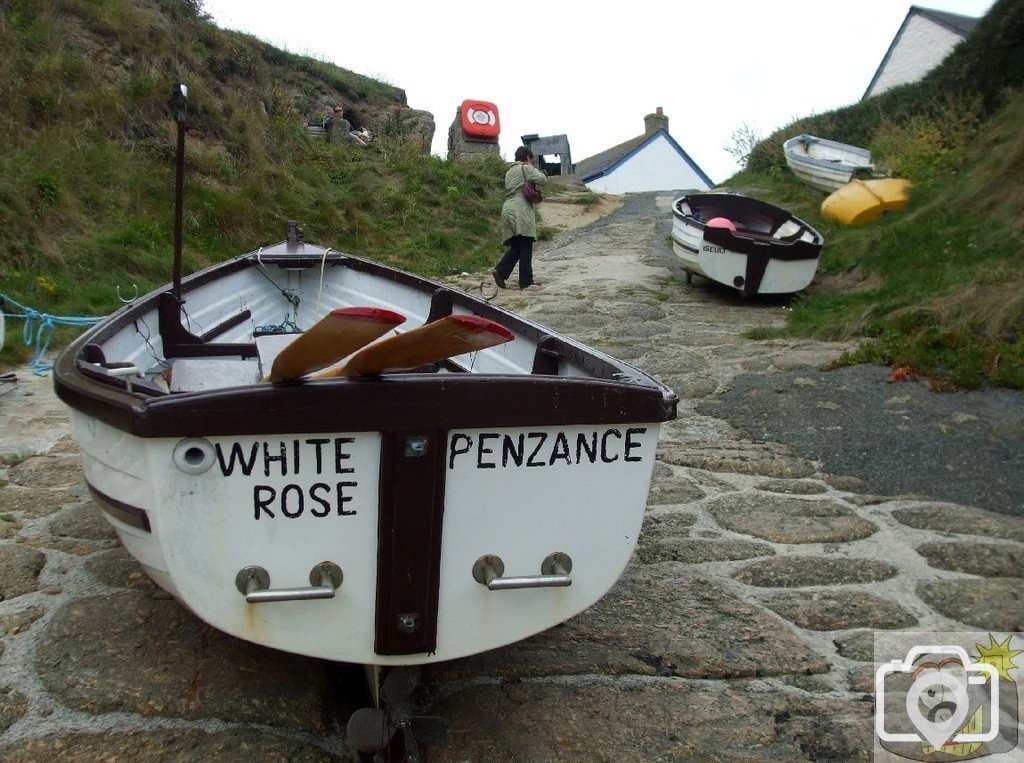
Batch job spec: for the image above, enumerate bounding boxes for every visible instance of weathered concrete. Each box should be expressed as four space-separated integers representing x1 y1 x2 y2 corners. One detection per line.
2 191 1022 759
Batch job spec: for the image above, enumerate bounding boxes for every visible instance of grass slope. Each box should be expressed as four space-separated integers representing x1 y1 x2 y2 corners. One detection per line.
730 0 1024 389
0 0 508 364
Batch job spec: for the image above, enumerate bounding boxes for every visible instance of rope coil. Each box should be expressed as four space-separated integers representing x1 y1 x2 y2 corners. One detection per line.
1 292 106 375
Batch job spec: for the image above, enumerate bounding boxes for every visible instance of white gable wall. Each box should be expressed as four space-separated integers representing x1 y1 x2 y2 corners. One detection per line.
867 14 964 98
584 134 711 194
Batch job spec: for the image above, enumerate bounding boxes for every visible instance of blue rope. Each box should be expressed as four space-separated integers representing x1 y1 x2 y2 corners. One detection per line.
1 292 106 376
254 314 301 336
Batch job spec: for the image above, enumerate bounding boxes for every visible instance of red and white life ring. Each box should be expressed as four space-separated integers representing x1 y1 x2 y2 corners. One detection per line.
460 100 500 140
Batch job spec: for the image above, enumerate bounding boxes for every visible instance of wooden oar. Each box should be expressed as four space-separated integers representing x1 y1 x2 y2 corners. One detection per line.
316 314 515 379
264 307 406 382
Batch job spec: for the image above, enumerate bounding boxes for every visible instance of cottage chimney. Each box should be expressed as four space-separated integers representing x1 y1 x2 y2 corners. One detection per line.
644 106 668 135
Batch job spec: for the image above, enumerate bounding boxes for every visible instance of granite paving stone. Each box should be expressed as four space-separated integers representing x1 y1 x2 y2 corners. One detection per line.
0 484 81 517
49 501 118 540
917 578 1024 631
0 687 27 735
637 537 776 565
35 593 331 732
660 441 817 479
834 631 877 663
646 471 705 505
426 565 829 682
707 494 878 544
762 591 917 631
754 478 829 495
0 730 337 761
7 456 83 489
0 604 46 635
24 534 116 557
893 504 1024 542
824 474 869 492
0 515 20 540
427 680 873 762
734 557 899 587
0 545 45 600
847 664 876 694
84 547 162 594
916 541 1023 578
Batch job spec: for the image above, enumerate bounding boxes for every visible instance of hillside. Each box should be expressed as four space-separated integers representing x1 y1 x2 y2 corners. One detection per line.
729 0 1024 388
0 0 508 364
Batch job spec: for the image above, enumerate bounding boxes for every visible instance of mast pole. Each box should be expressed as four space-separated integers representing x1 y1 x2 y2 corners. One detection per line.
171 81 188 303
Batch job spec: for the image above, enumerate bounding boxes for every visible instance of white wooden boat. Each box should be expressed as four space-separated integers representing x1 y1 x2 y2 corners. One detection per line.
783 134 875 193
53 221 677 666
671 192 824 296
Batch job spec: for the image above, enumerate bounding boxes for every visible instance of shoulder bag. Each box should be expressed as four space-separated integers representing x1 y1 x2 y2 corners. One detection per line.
521 165 543 204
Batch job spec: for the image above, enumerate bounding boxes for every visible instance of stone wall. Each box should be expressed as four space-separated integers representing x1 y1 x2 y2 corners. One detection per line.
447 108 500 160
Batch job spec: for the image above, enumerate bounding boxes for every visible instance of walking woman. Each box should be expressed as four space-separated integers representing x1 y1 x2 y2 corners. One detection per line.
492 146 547 290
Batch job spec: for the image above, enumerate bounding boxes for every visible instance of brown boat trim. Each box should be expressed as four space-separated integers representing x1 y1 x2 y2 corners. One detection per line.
374 429 447 655
56 373 674 438
87 482 152 532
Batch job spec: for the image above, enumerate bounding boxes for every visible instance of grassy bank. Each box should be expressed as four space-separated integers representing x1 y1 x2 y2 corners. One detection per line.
0 0 509 366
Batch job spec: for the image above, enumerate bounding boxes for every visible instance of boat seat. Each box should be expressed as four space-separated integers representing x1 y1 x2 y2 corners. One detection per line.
168 358 261 392
254 333 301 377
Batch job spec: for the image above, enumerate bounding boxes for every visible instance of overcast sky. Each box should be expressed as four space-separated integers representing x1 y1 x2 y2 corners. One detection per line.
200 0 993 183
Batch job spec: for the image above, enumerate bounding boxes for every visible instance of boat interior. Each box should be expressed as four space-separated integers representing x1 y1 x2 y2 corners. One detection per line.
73 243 632 398
675 194 817 244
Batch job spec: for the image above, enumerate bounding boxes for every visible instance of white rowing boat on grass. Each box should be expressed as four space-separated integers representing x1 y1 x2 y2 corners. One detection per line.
783 134 876 193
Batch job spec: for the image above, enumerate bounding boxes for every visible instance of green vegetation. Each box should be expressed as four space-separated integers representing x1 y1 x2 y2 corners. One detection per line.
0 0 508 365
728 0 1024 389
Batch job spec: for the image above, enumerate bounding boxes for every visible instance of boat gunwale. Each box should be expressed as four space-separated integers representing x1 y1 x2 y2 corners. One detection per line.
670 193 824 253
54 246 678 437
782 135 874 173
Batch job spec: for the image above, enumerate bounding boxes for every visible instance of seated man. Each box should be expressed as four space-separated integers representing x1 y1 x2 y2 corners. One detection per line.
324 105 371 147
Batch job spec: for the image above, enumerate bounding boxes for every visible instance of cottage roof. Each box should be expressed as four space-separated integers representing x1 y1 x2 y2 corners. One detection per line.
862 5 979 99
575 130 713 188
915 6 979 36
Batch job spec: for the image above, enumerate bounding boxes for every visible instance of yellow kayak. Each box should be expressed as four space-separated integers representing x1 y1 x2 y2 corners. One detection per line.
821 178 912 225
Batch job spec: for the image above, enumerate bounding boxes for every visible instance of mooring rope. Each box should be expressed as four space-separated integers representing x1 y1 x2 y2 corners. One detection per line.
0 292 106 375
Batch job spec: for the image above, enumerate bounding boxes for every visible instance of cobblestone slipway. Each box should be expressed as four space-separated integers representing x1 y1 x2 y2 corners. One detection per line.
0 192 1020 760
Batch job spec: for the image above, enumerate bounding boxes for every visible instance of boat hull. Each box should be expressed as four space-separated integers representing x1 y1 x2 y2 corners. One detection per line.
783 134 875 193
55 241 676 665
671 193 824 296
821 178 912 225
74 412 659 664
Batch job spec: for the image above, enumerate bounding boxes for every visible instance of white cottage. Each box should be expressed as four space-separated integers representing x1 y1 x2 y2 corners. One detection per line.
574 108 712 194
862 5 978 99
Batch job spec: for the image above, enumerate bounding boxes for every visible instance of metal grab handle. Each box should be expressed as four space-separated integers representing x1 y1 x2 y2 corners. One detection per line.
235 562 343 603
473 553 573 591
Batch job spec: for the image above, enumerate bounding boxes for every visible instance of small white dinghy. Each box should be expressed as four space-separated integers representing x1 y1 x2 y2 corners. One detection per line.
53 84 677 672
54 226 677 666
671 192 824 296
783 134 875 193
